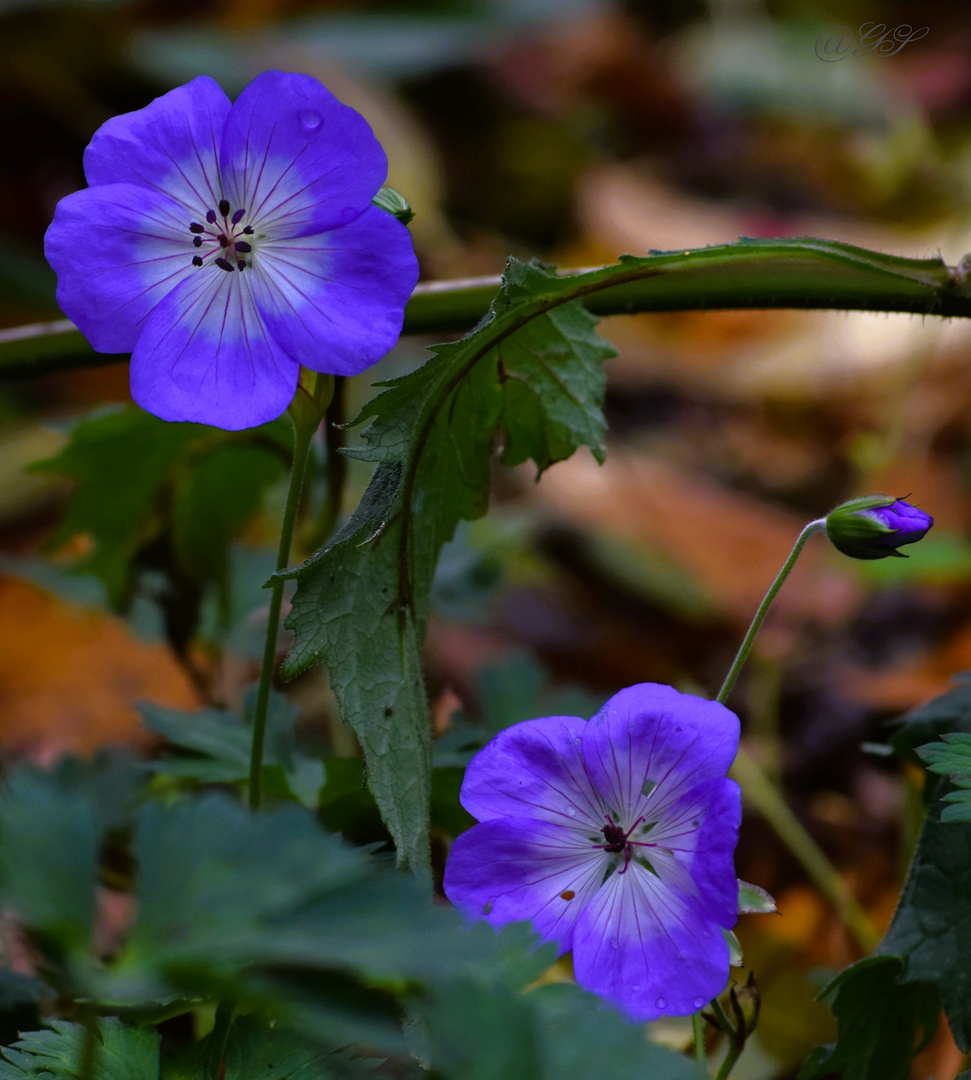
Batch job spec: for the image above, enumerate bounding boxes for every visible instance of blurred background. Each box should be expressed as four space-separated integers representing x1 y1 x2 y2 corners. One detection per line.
2 0 971 1076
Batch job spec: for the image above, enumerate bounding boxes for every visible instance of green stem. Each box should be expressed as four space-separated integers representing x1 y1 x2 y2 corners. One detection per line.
248 414 316 810
79 1015 98 1080
4 237 971 379
716 518 880 952
692 1012 707 1075
206 1000 234 1080
708 997 736 1038
716 520 825 706
714 1042 743 1080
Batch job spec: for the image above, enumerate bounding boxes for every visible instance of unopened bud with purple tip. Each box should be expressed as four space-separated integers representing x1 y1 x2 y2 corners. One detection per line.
825 495 933 560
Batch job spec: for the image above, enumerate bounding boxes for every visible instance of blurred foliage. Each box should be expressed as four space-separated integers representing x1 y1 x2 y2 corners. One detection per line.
4 0 971 1076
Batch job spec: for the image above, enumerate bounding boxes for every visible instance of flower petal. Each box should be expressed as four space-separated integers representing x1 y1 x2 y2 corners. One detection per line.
219 70 387 238
572 863 730 1021
581 683 740 824
83 76 229 215
646 777 741 928
251 205 418 375
459 714 604 831
130 268 297 430
44 183 194 353
444 817 606 953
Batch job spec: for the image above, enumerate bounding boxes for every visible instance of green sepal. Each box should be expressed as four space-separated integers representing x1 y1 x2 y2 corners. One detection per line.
824 494 902 560
372 186 415 225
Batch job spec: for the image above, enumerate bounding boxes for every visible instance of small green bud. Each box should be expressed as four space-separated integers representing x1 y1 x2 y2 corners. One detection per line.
287 369 334 435
372 186 415 226
824 495 933 560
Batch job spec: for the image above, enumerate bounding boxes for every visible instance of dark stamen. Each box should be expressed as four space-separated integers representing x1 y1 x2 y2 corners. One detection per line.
231 208 246 225
237 260 246 271
214 257 234 272
206 209 217 224
189 222 205 233
191 255 203 267
242 226 254 235
235 241 252 253
218 199 231 217
218 234 229 248
193 236 203 248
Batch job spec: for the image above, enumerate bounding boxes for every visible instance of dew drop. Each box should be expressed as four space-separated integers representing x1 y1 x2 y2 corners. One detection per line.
299 109 322 130
566 806 577 817
631 983 641 992
694 997 705 1009
655 997 667 1010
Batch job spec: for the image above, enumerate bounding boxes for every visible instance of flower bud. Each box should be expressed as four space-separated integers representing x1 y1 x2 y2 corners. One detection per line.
825 495 933 560
372 185 415 225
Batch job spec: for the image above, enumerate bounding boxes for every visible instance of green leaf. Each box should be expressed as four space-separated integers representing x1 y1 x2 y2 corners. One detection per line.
30 408 202 606
0 767 99 954
738 879 777 914
798 956 938 1080
422 981 697 1080
880 792 971 1050
140 688 324 806
165 1015 365 1080
171 442 285 617
890 671 971 761
31 406 287 611
280 265 613 873
104 793 489 1048
917 733 971 821
0 1019 159 1080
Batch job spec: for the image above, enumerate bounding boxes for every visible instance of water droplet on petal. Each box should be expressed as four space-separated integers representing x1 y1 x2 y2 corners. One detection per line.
694 997 705 1009
655 996 667 1010
299 109 322 131
631 983 641 992
566 806 576 817
677 951 688 963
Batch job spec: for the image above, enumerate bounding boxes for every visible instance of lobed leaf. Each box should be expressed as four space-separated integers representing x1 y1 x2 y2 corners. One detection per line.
279 258 615 871
797 957 937 1080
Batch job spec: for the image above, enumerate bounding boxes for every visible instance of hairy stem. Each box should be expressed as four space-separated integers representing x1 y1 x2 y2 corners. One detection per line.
248 414 316 810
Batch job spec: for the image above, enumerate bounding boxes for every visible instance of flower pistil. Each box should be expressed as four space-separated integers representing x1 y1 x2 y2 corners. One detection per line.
188 198 256 272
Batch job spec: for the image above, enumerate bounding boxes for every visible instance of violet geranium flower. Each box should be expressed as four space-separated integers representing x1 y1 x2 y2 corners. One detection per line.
444 683 742 1021
44 72 419 430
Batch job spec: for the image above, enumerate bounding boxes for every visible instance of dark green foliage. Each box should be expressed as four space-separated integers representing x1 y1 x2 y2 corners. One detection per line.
880 794 971 1050
280 261 613 875
141 688 324 806
890 671 971 761
31 406 287 619
917 732 971 821
0 1019 158 1080
797 957 937 1080
283 259 614 875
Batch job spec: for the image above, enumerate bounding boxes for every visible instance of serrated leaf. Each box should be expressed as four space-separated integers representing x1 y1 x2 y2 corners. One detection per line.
280 259 615 871
0 1019 159 1080
798 956 938 1080
738 879 777 914
880 793 971 1050
918 733 971 821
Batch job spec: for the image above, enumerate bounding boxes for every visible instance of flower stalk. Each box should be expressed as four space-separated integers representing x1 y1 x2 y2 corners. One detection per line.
717 514 881 952
248 372 333 810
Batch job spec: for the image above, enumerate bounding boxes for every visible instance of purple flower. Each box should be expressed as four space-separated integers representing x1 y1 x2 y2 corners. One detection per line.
825 495 933 560
44 72 419 430
444 683 741 1021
